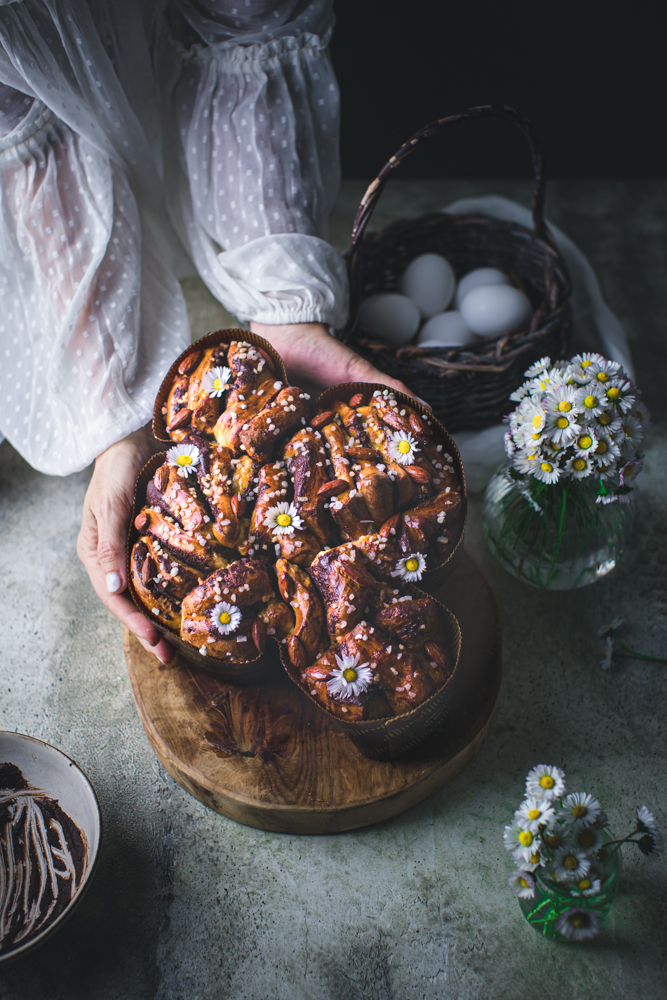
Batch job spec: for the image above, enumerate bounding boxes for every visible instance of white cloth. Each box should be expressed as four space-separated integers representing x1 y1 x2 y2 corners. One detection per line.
446 195 634 491
0 0 346 474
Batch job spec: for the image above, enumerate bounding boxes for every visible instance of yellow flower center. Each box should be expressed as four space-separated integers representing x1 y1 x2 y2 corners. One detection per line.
398 439 411 454
518 830 533 847
598 412 611 425
556 417 569 429
530 852 540 864
596 371 609 382
573 458 586 470
606 386 621 400
564 855 578 870
540 462 553 473
583 395 597 408
571 804 588 819
276 512 292 527
405 557 419 573
519 877 530 889
527 809 541 820
579 831 595 848
596 440 608 454
578 878 592 891
213 378 224 391
343 668 358 683
532 433 541 440
582 360 592 367
218 611 231 625
558 400 572 412
540 775 555 789
571 914 587 928
546 833 561 849
532 414 543 429
176 455 192 467
578 435 593 449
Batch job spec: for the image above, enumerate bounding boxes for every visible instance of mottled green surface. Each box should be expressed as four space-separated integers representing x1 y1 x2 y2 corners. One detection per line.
1 180 666 999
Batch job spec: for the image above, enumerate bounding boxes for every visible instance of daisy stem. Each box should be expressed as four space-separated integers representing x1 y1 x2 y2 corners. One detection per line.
613 639 667 665
547 487 568 582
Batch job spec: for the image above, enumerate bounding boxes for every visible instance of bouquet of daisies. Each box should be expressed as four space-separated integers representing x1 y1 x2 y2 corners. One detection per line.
505 352 648 502
505 764 663 941
483 352 649 587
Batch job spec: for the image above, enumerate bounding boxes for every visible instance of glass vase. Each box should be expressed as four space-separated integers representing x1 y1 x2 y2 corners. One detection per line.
482 465 635 589
518 840 622 941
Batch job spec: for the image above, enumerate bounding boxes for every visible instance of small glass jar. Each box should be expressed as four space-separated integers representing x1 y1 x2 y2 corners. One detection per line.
482 465 635 589
517 841 622 941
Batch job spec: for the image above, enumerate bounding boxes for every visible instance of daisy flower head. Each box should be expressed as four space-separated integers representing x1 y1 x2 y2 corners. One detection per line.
565 454 593 480
593 434 621 469
619 458 643 489
524 356 552 379
555 907 601 942
594 408 622 435
570 876 602 899
166 442 200 477
508 870 536 900
388 430 420 465
573 824 603 854
544 384 580 418
393 552 427 582
518 847 543 872
202 365 231 397
532 458 561 484
327 652 373 701
554 846 591 882
503 821 541 864
633 399 651 428
509 382 530 403
210 601 242 636
526 366 566 396
620 415 644 454
604 378 636 414
563 792 601 829
592 358 623 385
503 431 516 457
526 764 566 801
573 430 597 457
266 501 303 536
513 449 541 475
636 806 665 856
545 408 581 446
515 796 555 834
575 383 608 418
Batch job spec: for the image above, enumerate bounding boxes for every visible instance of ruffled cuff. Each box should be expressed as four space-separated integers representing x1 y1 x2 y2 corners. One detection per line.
212 233 348 328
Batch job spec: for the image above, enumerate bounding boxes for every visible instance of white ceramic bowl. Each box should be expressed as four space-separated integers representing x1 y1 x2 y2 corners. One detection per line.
0 732 102 964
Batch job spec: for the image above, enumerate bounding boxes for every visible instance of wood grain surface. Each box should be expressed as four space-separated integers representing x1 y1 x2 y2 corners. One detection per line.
124 550 501 834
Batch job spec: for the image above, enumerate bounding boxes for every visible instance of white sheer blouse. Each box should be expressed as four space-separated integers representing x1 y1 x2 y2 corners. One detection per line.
0 0 346 475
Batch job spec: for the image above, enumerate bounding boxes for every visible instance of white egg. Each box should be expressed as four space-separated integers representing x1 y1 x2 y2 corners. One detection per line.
460 284 532 338
399 253 456 317
417 311 475 348
358 293 421 346
454 267 510 309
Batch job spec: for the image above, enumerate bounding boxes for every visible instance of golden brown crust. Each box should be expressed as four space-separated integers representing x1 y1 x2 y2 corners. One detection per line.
275 558 326 667
239 387 311 461
399 490 463 555
135 506 229 572
130 540 182 631
146 464 210 532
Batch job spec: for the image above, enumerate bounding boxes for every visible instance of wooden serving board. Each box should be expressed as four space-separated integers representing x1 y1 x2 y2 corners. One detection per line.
124 550 501 834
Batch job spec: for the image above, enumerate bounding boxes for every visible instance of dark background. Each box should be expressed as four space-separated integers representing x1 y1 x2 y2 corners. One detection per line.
331 2 663 179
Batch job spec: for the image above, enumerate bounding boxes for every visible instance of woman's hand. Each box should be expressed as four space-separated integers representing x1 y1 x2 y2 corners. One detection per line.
77 426 175 663
249 321 422 400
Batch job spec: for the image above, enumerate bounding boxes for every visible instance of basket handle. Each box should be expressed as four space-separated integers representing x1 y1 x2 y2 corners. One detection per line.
348 104 548 273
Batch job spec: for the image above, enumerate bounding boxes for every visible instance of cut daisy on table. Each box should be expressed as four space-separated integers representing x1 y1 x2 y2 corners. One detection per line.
166 442 200 477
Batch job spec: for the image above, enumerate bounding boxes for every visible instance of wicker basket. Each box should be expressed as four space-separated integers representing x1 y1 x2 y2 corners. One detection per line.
341 105 572 430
